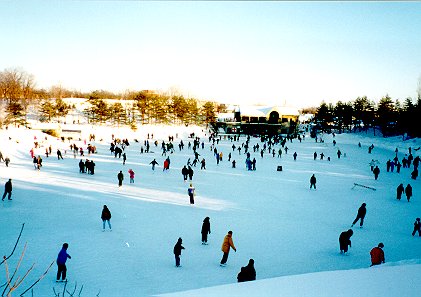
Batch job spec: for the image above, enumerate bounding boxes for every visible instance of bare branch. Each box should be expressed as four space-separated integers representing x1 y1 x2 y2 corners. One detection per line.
19 261 54 296
0 223 25 266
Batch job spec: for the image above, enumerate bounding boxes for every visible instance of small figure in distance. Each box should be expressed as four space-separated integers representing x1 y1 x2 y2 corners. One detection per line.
201 217 211 245
310 174 316 190
173 237 185 267
412 218 421 236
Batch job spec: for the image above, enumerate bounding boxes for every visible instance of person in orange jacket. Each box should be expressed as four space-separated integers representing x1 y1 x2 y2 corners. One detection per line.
220 231 236 266
370 242 385 266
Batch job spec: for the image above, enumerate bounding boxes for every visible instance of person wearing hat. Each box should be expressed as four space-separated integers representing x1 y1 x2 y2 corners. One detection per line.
220 231 236 266
351 203 367 228
412 218 421 236
370 243 385 266
56 243 71 282
173 237 185 267
201 217 211 244
339 229 353 254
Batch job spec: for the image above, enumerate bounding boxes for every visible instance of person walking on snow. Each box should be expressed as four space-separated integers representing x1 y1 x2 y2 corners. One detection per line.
117 170 124 187
351 203 367 228
370 243 385 266
2 179 12 201
397 183 405 200
150 159 159 170
412 218 421 236
173 237 185 267
201 217 211 244
405 184 413 202
339 229 353 254
310 174 317 189
220 231 236 266
101 205 112 231
128 169 135 183
373 166 380 180
188 183 195 204
56 243 71 282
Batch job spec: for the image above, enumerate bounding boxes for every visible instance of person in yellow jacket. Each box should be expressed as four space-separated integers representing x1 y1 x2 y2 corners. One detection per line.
220 231 236 266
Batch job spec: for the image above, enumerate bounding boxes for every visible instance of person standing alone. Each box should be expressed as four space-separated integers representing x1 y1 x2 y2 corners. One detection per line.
310 174 316 189
2 179 12 201
101 205 112 231
56 243 71 282
220 231 236 266
201 217 211 244
117 170 124 187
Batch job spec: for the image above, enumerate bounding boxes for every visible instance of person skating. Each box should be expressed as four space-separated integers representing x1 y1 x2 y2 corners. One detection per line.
79 159 85 173
339 229 353 254
373 166 380 180
351 203 367 228
220 231 236 266
56 243 71 282
405 184 412 202
173 237 185 267
237 259 256 282
310 174 316 189
397 183 405 200
412 218 421 236
370 243 385 266
201 217 211 244
4 157 10 167
117 170 124 187
128 169 135 183
150 159 159 170
2 179 12 201
101 205 112 231
181 165 188 181
188 183 195 204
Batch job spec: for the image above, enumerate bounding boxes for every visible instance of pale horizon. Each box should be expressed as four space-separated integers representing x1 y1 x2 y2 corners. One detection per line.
1 1 421 108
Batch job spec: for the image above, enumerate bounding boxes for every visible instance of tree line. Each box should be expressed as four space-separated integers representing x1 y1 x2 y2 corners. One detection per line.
0 68 219 128
312 93 421 138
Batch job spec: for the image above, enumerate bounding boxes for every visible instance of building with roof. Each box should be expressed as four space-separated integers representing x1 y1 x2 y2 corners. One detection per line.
215 105 300 135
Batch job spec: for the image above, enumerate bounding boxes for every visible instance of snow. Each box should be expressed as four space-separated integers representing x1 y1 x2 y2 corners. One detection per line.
0 124 420 297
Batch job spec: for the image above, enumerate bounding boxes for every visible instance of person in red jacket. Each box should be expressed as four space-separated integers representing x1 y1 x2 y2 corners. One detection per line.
370 242 385 266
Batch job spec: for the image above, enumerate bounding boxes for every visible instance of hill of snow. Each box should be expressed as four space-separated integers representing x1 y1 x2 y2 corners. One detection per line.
0 124 420 296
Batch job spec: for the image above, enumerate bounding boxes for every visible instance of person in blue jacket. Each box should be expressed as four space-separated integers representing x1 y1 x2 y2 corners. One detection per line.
56 243 72 282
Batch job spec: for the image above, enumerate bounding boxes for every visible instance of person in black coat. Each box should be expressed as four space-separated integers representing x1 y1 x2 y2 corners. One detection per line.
101 205 112 231
351 203 367 228
181 166 188 181
79 160 85 173
173 237 185 267
397 183 405 200
412 218 421 236
201 217 211 245
373 166 380 180
2 179 12 201
310 174 316 189
117 171 124 187
237 259 256 282
339 229 353 254
405 184 413 202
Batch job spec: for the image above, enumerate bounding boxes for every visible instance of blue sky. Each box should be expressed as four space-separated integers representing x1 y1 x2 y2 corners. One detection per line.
1 1 420 107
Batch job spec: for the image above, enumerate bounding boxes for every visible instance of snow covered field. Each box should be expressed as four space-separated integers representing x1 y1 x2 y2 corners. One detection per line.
0 124 420 296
